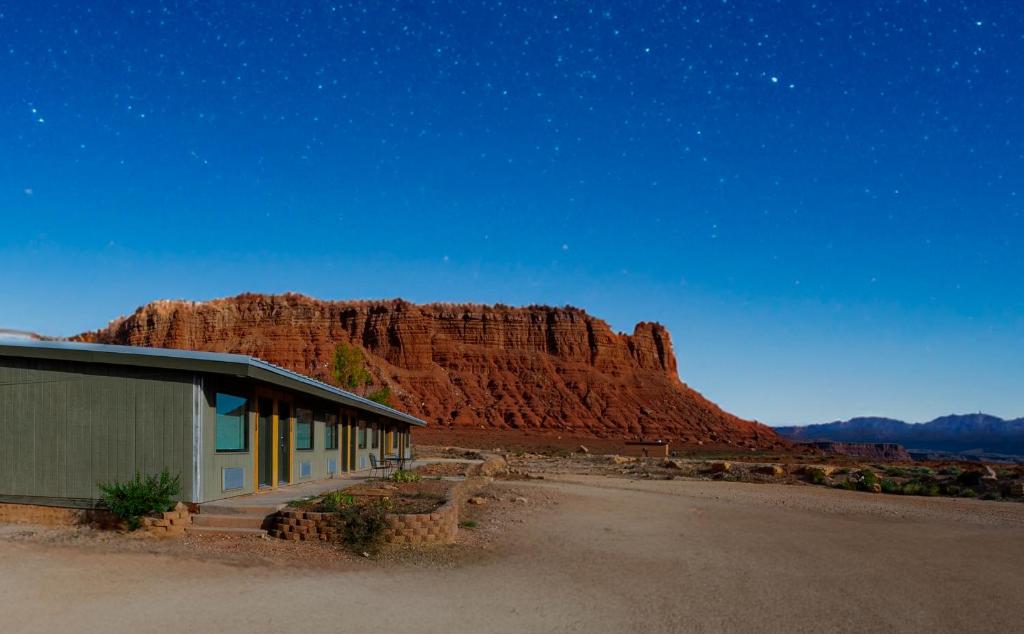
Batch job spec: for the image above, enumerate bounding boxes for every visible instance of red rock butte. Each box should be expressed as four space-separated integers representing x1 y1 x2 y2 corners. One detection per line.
74 293 784 449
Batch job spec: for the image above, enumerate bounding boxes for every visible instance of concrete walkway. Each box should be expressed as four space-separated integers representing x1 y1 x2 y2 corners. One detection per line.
201 458 475 510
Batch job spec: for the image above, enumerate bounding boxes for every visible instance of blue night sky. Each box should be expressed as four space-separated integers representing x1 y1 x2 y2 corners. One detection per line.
1 1 1021 425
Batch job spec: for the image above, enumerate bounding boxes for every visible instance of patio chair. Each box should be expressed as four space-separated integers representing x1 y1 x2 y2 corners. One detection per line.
369 454 393 480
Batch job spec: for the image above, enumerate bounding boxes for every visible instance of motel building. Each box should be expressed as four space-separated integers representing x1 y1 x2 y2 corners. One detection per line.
0 340 425 510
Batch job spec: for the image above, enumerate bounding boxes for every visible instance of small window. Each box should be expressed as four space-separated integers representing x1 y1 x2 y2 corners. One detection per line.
358 422 367 449
215 393 248 452
391 427 399 450
325 413 338 450
371 423 379 449
296 408 313 450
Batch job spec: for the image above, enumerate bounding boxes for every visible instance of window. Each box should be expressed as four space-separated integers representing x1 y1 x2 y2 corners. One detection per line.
371 423 379 449
215 393 248 452
296 408 313 450
357 422 367 449
325 413 338 450
391 427 399 450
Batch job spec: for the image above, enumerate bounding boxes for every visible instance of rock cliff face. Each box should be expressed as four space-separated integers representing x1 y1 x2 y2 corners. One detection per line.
75 293 784 448
798 442 913 462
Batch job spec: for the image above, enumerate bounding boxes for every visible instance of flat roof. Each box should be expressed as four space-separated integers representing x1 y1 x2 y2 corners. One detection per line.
0 339 427 427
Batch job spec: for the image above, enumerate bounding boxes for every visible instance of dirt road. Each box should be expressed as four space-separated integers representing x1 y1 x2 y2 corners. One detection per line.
2 476 1022 633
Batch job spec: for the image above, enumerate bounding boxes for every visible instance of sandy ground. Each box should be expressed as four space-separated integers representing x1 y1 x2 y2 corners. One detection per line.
2 476 1022 633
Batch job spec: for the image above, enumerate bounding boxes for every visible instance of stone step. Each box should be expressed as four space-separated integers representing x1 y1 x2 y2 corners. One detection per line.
185 525 267 538
191 514 271 529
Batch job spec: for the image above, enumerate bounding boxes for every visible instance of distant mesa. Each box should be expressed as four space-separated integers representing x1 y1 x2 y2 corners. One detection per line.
0 328 49 341
72 292 786 450
776 414 1024 458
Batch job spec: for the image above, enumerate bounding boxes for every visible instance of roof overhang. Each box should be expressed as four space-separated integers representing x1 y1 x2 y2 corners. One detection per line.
0 340 427 427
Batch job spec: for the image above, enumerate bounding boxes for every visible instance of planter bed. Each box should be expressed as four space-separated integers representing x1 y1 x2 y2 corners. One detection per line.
269 478 476 545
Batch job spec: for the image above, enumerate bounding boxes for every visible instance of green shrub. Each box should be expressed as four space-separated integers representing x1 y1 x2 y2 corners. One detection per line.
880 478 900 494
957 470 983 486
855 470 879 492
459 520 478 529
980 491 1002 501
390 469 421 483
885 467 909 478
98 469 181 530
367 385 392 406
835 480 858 491
959 488 978 498
940 466 962 477
321 491 355 512
807 468 828 485
334 500 390 553
901 480 940 497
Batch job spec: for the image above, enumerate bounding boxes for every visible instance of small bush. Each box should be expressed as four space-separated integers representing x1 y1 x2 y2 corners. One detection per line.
855 470 879 492
959 488 978 498
459 520 478 529
940 466 962 477
957 470 984 486
390 469 421 483
98 469 181 530
885 467 910 478
980 491 1002 501
321 491 355 512
901 480 940 497
367 385 392 406
807 468 828 485
880 478 900 494
334 500 389 553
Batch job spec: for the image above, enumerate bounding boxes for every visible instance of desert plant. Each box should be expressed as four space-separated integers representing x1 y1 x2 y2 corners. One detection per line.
807 468 828 485
901 480 940 497
940 466 962 477
331 342 372 391
855 469 879 492
334 500 390 553
980 491 1002 501
959 488 978 498
956 470 984 486
367 385 392 406
459 520 478 529
885 467 909 478
321 491 356 512
98 469 181 530
880 478 900 494
390 469 420 483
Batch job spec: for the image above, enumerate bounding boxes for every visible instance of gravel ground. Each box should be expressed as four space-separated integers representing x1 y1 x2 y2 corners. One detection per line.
2 475 1022 633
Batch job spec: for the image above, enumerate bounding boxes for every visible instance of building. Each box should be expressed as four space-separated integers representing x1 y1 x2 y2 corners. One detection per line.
0 340 426 508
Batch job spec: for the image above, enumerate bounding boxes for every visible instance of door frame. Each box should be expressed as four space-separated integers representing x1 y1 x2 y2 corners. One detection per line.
253 387 294 490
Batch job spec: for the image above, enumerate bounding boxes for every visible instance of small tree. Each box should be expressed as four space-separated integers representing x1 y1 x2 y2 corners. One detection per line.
367 385 392 406
331 342 371 391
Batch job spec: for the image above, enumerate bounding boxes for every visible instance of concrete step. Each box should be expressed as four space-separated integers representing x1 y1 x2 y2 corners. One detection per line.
198 504 281 516
191 514 271 529
185 525 267 538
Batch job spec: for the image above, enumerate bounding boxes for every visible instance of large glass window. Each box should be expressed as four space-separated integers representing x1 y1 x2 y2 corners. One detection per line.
357 422 367 449
215 393 248 452
325 413 338 450
391 427 399 450
371 423 379 449
296 408 314 450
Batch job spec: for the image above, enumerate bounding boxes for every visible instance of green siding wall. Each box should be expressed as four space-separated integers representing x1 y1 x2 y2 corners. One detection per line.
200 379 256 503
0 357 194 504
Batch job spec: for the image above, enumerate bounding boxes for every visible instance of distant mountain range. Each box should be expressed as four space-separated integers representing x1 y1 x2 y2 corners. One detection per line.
775 414 1024 456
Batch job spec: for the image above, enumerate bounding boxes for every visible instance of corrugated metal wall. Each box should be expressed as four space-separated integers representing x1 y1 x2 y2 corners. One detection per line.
0 357 193 504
